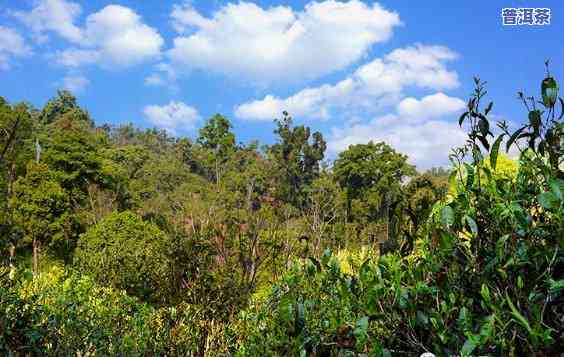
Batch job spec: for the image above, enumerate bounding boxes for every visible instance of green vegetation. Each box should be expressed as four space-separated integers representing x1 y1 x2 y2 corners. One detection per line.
1 68 562 356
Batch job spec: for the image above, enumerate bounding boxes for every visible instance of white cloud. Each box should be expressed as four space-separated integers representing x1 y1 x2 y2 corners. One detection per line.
396 92 465 121
60 73 89 93
54 48 100 67
12 0 82 43
0 26 32 70
77 5 163 67
235 44 459 121
328 93 467 169
143 101 201 134
15 1 163 68
168 0 400 83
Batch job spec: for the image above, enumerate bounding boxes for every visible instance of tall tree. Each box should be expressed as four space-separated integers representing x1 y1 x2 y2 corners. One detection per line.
197 114 236 186
11 162 71 273
42 112 106 204
39 90 91 125
0 99 34 258
268 111 326 208
333 141 415 233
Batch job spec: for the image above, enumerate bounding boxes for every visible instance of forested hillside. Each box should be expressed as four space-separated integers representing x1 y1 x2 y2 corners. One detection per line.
1 70 562 356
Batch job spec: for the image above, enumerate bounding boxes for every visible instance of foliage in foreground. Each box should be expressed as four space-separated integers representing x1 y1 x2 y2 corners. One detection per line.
0 266 234 356
233 75 564 355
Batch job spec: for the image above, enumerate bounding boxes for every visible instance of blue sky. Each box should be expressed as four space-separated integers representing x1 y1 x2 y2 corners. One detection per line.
0 0 562 169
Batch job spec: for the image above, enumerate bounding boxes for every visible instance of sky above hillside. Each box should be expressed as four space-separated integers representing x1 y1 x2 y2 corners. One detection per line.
1 0 563 169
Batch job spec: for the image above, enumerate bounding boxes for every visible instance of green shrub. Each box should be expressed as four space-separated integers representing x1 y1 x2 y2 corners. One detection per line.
0 266 162 355
74 211 174 304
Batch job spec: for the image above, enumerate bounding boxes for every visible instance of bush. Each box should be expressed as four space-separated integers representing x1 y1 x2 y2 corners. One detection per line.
74 211 174 304
0 266 161 355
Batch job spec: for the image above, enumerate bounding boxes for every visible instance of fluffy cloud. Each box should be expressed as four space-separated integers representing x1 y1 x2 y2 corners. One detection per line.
76 5 163 67
396 92 465 121
327 93 467 169
168 0 400 83
0 26 32 70
235 45 459 121
60 73 90 93
143 101 201 134
12 0 82 43
15 0 163 67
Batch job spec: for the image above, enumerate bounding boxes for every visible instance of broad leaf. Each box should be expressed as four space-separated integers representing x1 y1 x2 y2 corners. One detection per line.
464 215 478 235
478 118 490 137
440 206 455 228
549 178 564 200
459 111 469 126
506 126 526 152
541 76 558 108
538 191 557 209
528 110 542 133
489 134 505 170
353 316 370 337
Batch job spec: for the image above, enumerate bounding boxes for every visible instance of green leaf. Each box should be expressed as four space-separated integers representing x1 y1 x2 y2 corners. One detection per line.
549 178 564 200
478 118 490 137
480 284 491 304
464 215 478 235
477 135 490 151
548 279 564 297
506 294 532 335
538 191 557 209
489 134 505 170
506 126 526 152
464 163 475 190
478 315 495 340
485 101 493 115
448 169 458 189
458 111 469 126
528 110 542 133
461 335 478 356
416 311 429 326
353 316 370 337
440 206 455 229
541 76 558 108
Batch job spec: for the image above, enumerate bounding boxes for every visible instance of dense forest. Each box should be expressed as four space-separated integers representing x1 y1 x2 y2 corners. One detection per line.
0 68 562 356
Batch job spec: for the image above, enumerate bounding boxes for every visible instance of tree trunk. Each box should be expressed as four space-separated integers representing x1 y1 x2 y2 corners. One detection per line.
32 238 40 276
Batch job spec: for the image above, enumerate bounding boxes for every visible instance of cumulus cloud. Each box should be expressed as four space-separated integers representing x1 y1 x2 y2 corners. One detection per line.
327 93 467 169
396 92 465 121
76 5 163 67
143 101 201 134
60 73 90 93
167 0 400 83
0 26 32 70
235 44 459 121
12 0 82 43
15 0 163 68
